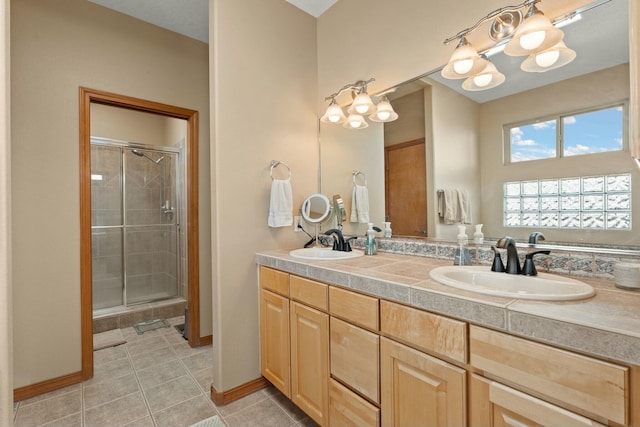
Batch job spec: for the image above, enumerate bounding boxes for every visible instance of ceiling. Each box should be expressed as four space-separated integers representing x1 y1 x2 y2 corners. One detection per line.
88 0 338 43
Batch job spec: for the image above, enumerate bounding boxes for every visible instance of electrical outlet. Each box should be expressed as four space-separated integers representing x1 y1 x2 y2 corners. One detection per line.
293 216 301 231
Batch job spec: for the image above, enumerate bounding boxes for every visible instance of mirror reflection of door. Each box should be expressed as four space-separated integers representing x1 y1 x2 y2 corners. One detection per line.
385 139 427 236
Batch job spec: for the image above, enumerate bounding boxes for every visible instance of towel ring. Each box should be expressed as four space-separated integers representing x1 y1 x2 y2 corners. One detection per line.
270 160 291 180
353 170 367 186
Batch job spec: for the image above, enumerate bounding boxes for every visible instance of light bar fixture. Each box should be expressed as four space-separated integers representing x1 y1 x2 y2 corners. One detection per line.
321 78 399 130
442 0 579 91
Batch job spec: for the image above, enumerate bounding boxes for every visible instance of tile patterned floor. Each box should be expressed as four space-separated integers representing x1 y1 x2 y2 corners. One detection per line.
12 317 319 427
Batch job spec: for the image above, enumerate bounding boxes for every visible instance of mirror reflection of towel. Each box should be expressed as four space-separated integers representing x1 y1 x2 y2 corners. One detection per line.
350 184 370 223
438 188 471 224
268 179 293 227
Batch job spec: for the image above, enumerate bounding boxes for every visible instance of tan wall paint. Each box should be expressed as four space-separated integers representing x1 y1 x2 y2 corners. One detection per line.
321 122 385 237
0 0 12 421
430 81 480 241
11 0 210 388
209 0 318 391
91 103 184 147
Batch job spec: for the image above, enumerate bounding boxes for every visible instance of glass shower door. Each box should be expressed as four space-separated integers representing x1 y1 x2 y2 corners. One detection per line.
91 145 124 310
124 148 179 305
91 141 180 311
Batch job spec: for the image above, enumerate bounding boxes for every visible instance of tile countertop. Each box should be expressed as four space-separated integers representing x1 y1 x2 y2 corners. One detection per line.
256 249 640 366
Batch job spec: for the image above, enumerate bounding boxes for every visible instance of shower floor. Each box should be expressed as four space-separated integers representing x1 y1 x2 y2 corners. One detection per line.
93 297 186 334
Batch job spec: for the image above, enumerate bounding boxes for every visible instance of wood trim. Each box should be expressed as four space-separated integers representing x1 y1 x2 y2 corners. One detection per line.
79 87 201 381
384 137 425 152
198 335 212 346
631 365 640 427
210 377 269 406
14 371 83 402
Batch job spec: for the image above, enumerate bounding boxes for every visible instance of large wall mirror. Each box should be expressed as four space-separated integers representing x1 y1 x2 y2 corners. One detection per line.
320 0 639 249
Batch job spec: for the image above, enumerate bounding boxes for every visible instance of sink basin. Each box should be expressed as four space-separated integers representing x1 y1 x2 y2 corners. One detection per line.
429 265 595 301
289 247 364 260
289 247 364 261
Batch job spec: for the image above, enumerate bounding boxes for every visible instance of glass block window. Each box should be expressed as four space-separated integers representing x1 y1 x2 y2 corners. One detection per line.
506 104 626 163
504 174 631 230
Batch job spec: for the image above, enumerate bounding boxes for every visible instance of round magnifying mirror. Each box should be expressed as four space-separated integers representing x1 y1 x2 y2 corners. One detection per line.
301 193 331 224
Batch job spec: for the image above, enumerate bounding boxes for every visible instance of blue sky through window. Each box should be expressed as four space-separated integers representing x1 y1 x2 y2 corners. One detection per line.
509 105 623 162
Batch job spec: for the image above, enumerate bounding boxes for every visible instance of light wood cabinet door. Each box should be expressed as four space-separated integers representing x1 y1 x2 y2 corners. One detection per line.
469 374 606 427
290 301 329 427
380 337 466 427
259 289 290 397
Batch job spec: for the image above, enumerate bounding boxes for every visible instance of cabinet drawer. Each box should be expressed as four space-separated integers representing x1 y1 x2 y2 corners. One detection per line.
329 378 380 427
329 286 379 331
470 325 628 425
259 266 289 296
380 300 467 363
470 374 607 427
330 317 380 403
290 275 328 311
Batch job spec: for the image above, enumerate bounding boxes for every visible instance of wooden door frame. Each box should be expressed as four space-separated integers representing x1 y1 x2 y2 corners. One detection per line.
79 87 200 379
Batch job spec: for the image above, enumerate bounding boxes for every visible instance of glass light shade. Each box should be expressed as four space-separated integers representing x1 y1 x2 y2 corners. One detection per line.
504 9 563 56
461 62 505 91
343 114 369 129
521 41 576 73
347 93 376 115
369 98 398 122
535 49 560 67
320 102 346 124
441 39 489 79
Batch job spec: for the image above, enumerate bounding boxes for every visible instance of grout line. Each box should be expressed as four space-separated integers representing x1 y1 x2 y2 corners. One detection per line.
125 338 158 427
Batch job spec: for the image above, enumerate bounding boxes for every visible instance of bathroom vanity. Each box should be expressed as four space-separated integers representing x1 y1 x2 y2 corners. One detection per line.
256 249 640 427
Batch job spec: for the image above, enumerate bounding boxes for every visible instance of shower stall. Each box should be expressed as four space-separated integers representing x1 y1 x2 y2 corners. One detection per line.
90 138 183 311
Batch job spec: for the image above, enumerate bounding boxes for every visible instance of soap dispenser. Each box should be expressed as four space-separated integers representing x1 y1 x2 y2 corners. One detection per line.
383 222 392 238
473 224 484 244
365 223 378 255
454 225 472 265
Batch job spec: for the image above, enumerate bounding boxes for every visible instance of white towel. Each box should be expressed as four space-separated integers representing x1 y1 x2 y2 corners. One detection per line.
457 189 472 224
439 188 471 224
350 184 370 223
268 178 293 227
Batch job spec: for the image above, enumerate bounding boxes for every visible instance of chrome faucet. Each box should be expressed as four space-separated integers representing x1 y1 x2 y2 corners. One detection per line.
528 231 546 245
496 236 521 274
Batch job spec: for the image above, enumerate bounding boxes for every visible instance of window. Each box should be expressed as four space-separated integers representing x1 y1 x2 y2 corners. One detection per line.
507 104 626 163
504 174 632 230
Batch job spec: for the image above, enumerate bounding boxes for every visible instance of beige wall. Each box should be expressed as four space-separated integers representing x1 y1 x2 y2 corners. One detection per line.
91 104 186 147
209 0 318 390
429 80 481 241
0 0 11 422
11 0 210 388
320 122 385 236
